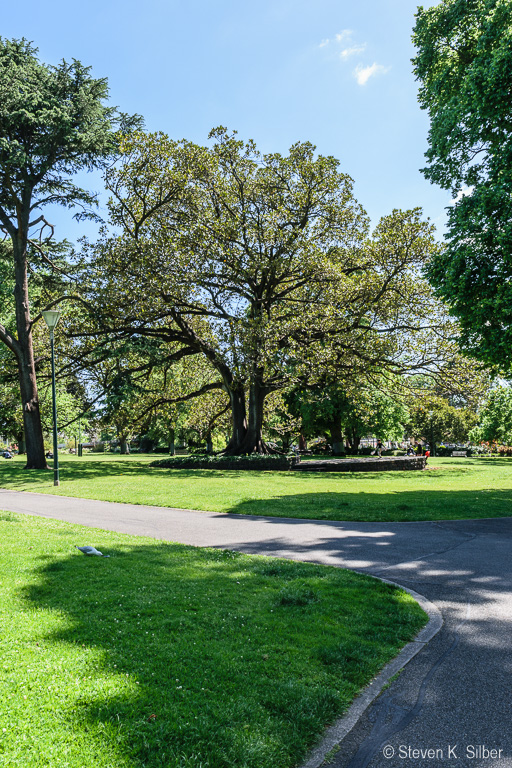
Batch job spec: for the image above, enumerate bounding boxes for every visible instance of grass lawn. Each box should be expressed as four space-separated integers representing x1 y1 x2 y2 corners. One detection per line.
0 512 426 768
0 453 511 522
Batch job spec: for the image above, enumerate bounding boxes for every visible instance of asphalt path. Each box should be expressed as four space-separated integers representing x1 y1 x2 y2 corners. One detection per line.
1 489 511 768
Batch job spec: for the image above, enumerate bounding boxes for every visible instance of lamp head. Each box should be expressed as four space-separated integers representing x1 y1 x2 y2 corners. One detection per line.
42 310 61 331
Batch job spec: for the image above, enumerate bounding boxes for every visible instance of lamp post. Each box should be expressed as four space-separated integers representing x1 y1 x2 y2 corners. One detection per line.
42 309 61 486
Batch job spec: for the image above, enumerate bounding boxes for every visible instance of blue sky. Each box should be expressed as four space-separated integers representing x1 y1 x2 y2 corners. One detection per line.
3 0 450 244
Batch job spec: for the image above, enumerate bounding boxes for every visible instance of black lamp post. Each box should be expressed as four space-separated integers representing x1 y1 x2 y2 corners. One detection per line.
42 309 61 486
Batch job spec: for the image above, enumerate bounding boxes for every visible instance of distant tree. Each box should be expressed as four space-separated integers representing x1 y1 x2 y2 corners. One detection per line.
0 38 140 468
288 381 409 455
407 396 478 448
413 0 512 370
0 377 24 449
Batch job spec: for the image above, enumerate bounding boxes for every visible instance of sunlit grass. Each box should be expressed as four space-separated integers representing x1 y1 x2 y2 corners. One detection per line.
0 453 511 522
0 512 426 768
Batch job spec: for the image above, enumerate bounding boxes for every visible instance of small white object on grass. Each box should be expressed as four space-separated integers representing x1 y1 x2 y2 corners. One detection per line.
76 546 110 557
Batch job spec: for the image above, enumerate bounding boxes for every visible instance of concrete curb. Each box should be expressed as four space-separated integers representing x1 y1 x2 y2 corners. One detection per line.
299 578 443 768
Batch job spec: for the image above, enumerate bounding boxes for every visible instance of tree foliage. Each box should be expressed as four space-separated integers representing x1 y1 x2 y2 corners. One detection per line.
413 0 512 370
78 129 461 454
469 385 512 444
288 379 409 454
407 395 478 446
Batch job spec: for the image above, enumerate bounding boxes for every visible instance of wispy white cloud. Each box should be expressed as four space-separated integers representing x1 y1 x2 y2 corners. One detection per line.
319 31 388 86
335 30 353 43
353 62 390 85
450 186 475 205
319 29 354 49
340 44 366 60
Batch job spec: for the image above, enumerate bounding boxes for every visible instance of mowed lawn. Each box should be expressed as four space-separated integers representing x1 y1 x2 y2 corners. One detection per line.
0 454 511 522
0 512 426 768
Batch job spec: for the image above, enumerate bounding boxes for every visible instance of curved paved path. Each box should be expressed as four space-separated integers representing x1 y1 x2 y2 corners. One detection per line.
1 489 511 767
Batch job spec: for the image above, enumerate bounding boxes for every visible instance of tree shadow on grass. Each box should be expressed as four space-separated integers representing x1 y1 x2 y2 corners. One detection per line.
18 509 512 767
0 457 248 489
226 486 512 522
19 537 426 768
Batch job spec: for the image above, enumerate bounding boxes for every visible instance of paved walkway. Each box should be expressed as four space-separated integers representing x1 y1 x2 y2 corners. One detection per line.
1 489 511 767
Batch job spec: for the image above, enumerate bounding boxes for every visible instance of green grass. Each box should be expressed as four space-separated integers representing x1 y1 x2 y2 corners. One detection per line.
0 453 511 522
0 512 426 768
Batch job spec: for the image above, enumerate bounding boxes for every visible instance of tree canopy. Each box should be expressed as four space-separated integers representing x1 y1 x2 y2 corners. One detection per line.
413 0 512 371
76 129 457 454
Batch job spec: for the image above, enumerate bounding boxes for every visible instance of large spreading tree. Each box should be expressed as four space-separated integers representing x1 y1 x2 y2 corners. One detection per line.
413 0 512 371
78 129 458 454
0 38 140 468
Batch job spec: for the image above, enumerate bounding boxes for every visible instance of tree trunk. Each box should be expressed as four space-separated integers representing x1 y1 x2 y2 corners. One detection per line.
13 239 48 469
120 438 130 454
168 427 175 455
223 383 248 454
16 430 26 455
345 426 361 453
206 432 213 454
17 350 47 468
328 418 344 456
224 381 277 455
244 382 266 453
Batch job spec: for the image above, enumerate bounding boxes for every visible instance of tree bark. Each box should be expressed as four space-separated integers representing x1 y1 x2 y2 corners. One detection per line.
224 381 277 455
223 383 248 454
345 426 361 453
13 236 48 468
119 437 130 454
168 426 175 455
328 418 345 456
16 430 26 455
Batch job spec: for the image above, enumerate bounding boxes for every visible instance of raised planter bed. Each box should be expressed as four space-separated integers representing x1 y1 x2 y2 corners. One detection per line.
295 455 426 472
151 454 300 471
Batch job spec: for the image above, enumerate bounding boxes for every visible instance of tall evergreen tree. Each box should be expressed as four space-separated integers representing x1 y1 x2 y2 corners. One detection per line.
0 38 140 467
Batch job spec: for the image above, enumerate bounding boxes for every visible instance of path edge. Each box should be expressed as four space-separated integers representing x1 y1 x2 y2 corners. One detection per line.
299 578 443 768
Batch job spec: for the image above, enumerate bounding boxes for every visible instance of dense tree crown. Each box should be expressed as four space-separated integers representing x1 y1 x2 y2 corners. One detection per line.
82 129 368 453
75 129 458 454
413 0 512 371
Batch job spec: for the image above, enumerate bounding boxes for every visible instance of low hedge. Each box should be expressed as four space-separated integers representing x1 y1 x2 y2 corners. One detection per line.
436 446 475 457
151 454 300 471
